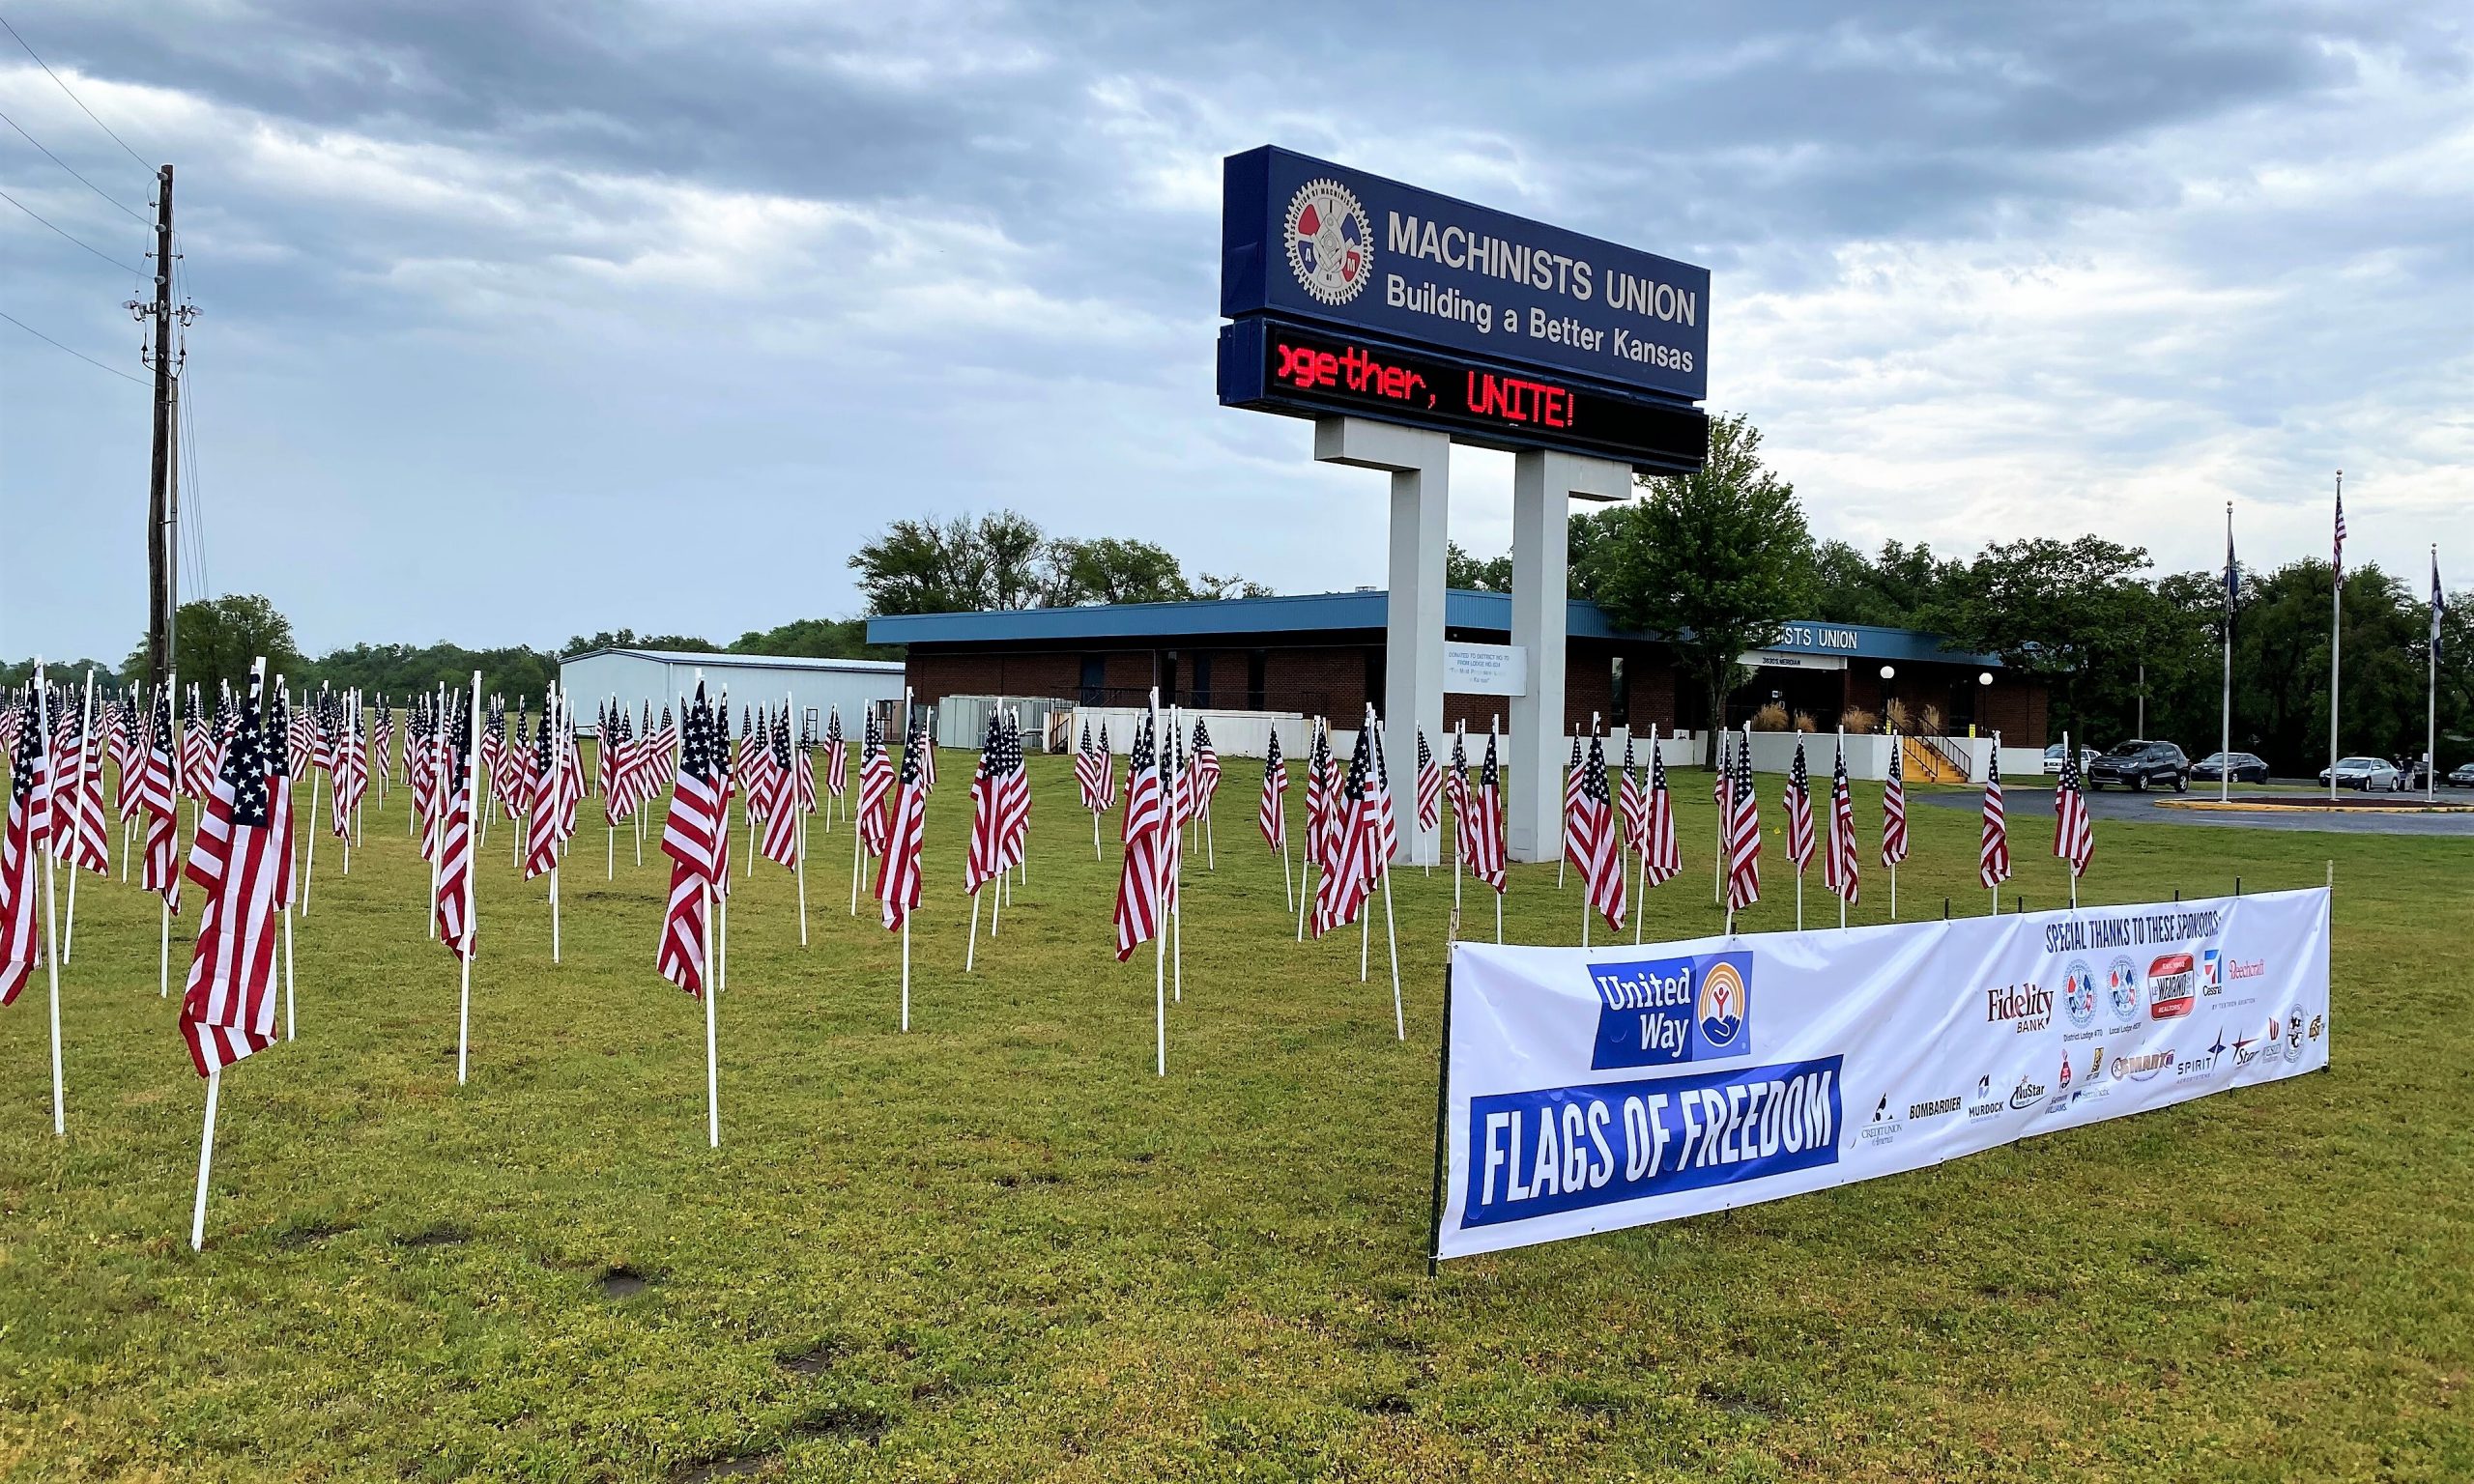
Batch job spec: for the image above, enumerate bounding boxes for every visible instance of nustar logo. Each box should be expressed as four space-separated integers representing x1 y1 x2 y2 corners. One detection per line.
2008 1074 2048 1110
1284 179 1373 306
1986 981 2054 1034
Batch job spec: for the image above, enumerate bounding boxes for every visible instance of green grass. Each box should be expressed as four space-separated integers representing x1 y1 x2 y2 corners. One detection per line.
2 756 2469 1481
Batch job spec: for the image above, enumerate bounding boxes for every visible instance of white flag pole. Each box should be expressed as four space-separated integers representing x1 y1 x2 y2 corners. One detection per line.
161 671 178 997
703 880 719 1148
275 675 296 1043
1713 729 1727 905
2429 544 2440 805
2223 502 2235 804
1557 727 1569 892
189 1069 220 1251
1151 688 1166 1077
457 674 480 1085
32 669 64 1135
2329 471 2344 805
1169 704 1183 1006
302 714 321 916
427 683 446 936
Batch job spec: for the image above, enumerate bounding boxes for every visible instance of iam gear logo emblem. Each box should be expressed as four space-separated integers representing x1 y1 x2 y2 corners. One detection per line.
1284 179 1373 305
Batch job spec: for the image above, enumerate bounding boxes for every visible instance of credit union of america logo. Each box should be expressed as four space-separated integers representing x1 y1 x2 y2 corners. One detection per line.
1284 179 1373 305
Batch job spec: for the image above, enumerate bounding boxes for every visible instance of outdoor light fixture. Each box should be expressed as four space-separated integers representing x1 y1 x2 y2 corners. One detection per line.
1978 671 1994 686
1879 665 1896 681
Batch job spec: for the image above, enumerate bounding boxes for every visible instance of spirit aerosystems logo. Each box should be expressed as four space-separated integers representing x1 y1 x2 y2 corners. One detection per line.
1284 179 1373 306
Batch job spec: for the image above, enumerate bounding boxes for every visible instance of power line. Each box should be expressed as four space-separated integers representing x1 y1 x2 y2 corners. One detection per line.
0 11 154 171
0 102 147 220
177 341 210 598
0 183 145 274
0 305 145 384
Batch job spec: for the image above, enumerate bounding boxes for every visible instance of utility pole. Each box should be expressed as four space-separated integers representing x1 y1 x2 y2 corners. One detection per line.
133 165 194 688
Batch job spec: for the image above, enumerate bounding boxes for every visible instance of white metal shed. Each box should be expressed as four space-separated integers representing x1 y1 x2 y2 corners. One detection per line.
559 647 907 735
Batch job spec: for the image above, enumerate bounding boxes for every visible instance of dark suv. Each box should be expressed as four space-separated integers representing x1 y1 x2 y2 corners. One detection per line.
2088 739 2190 792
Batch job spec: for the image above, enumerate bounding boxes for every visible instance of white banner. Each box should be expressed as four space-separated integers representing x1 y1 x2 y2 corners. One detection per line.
1434 889 2331 1261
1443 642 1527 697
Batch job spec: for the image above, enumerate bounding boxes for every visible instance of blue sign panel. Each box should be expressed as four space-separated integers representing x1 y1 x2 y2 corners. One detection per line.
1222 146 1711 404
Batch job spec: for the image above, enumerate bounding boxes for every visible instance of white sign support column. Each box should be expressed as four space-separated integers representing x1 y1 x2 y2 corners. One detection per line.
1507 449 1631 862
1316 415 1449 867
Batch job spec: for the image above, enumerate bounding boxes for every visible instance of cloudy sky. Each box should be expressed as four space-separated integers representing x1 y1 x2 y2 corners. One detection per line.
4 1 2468 662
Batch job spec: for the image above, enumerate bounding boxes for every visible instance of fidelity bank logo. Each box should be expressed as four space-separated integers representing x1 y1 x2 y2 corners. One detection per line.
1284 179 1373 306
1588 952 1751 1070
1985 981 2053 1035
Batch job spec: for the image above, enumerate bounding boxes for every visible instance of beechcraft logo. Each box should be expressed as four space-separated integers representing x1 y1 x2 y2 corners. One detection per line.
1284 179 1373 305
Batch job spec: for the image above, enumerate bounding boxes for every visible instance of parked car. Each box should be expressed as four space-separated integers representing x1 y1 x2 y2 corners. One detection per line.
2452 761 2474 788
2041 742 2098 776
2318 756 2401 790
2088 739 2191 791
2190 751 2270 785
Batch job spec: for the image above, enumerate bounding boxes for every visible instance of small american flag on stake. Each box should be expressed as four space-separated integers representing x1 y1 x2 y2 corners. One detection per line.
2054 732 2094 884
1980 741 2012 894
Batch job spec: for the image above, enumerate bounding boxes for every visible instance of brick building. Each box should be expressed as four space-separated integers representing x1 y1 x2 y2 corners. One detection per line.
867 590 2045 747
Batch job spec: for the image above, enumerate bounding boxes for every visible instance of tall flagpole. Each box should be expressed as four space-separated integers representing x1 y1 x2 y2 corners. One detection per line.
32 669 65 1135
2222 503 2234 803
2329 471 2344 804
2431 545 2442 804
1150 688 1166 1078
456 673 481 1086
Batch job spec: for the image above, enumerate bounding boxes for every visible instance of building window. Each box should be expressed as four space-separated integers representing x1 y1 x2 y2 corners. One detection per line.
1609 656 1629 727
1247 649 1268 711
1079 654 1106 707
1191 652 1213 708
1363 649 1386 716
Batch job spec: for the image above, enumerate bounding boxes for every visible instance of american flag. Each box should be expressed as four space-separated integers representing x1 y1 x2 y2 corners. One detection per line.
1560 732 1585 864
1166 719 1194 828
2333 476 2347 586
43 691 74 858
736 706 775 821
181 688 212 799
1783 737 1815 871
1112 712 1165 960
1312 727 1381 936
592 701 616 811
823 707 848 800
1444 727 1471 859
0 685 49 1007
501 707 535 822
177 665 285 1075
1640 730 1681 887
109 692 140 820
1882 740 1910 866
965 713 1006 896
855 711 895 855
331 696 368 838
139 686 182 909
794 711 820 816
657 688 722 996
606 708 638 825
374 702 395 785
1616 734 1647 855
430 692 475 957
1157 712 1183 912
1824 734 1858 905
1574 733 1626 930
284 692 315 780
2433 551 2448 667
523 705 562 880
1414 728 1442 833
1192 717 1221 808
1724 729 1762 912
708 692 735 892
1257 728 1289 850
1465 728 1509 895
759 709 803 868
920 720 938 794
877 710 931 931
1075 720 1108 813
1365 714 1400 866
1302 722 1334 873
2054 737 2094 876
261 687 299 910
57 698 108 875
996 712 1031 870
1979 761 2012 889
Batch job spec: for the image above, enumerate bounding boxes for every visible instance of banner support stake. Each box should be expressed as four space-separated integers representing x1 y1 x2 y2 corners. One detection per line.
1424 936 1456 1279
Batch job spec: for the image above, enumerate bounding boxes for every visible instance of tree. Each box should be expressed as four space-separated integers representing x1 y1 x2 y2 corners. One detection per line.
729 617 901 662
562 628 720 656
1445 541 1513 592
1048 537 1193 606
1923 536 2179 750
1582 414 1812 764
1809 539 1960 629
2 656 118 691
123 593 306 691
1190 571 1274 600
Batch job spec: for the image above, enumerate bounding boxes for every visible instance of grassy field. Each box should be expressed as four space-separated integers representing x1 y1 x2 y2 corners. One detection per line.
2 752 2469 1482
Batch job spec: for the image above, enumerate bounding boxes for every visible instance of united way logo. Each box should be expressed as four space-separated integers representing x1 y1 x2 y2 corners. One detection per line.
1698 959 1747 1049
1589 951 1753 1070
1284 179 1373 305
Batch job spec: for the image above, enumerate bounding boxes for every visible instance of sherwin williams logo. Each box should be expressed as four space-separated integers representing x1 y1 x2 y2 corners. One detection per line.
2148 953 2196 1020
1284 179 1373 305
1588 952 1753 1070
1985 981 2053 1034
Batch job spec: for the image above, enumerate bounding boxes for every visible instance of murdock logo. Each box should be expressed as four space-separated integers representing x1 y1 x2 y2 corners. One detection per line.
1284 180 1373 306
